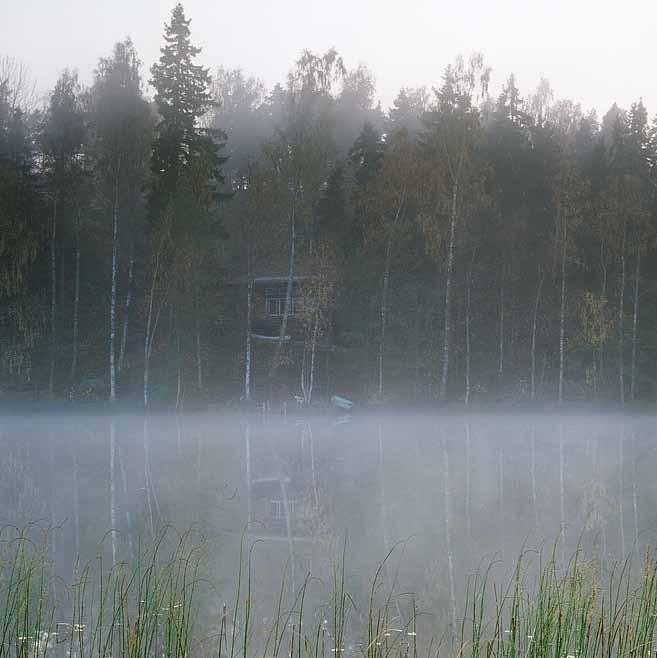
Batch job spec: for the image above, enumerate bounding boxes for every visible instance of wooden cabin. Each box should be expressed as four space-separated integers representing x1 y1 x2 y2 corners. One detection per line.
251 276 308 343
249 275 334 400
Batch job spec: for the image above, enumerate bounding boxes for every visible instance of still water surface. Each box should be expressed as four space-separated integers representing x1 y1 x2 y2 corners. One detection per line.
1 411 656 627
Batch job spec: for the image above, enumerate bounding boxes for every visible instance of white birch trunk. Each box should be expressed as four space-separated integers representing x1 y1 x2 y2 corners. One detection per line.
599 239 608 385
378 248 391 401
630 244 640 401
143 252 163 409
498 278 504 387
194 268 203 392
558 215 567 405
530 270 544 401
244 276 253 401
118 248 135 374
109 165 120 402
49 199 57 396
464 248 475 405
196 323 203 392
300 344 308 403
176 332 183 411
440 183 458 401
378 191 406 401
619 221 626 407
143 349 150 409
307 310 320 405
70 212 80 383
271 188 297 377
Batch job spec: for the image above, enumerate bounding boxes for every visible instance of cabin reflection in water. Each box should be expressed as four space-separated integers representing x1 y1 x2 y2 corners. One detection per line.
244 423 324 542
250 476 314 536
243 421 332 601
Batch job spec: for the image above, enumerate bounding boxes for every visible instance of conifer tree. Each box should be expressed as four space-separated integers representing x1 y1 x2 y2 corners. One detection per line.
146 3 228 405
150 3 225 216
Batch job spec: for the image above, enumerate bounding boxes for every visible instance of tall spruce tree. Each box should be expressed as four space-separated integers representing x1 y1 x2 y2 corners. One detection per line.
145 3 227 406
150 3 225 216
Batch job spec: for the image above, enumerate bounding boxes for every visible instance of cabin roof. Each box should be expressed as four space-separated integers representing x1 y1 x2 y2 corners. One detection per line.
254 275 313 284
227 274 319 286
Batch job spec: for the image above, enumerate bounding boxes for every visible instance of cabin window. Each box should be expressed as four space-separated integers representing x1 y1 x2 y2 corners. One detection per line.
264 292 304 317
291 296 304 315
268 499 295 519
262 282 306 317
266 298 283 316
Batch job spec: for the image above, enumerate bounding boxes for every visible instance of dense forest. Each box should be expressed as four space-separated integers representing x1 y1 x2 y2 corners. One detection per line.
2 4 657 407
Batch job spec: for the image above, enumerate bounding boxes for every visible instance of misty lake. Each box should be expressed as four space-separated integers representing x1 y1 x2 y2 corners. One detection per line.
1 411 656 631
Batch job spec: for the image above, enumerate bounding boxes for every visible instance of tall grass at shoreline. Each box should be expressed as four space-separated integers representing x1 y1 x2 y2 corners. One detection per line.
459 548 657 658
0 526 202 658
2 527 657 658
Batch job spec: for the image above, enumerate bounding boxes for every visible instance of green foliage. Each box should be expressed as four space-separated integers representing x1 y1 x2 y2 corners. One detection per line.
5 17 657 403
40 70 86 197
0 528 203 658
0 71 46 381
5 528 657 658
150 3 226 216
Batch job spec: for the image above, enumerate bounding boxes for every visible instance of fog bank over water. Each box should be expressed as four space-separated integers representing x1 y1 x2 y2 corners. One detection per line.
1 411 654 625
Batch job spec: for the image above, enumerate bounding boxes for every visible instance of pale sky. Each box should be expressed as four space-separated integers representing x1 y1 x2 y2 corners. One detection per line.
2 0 657 118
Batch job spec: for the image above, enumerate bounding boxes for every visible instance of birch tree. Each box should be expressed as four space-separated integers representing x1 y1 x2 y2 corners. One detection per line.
422 54 490 400
553 157 586 404
464 247 477 405
365 129 417 400
230 164 277 401
548 101 589 404
90 39 151 402
600 175 642 405
143 212 172 409
627 100 652 401
269 49 344 379
299 244 336 405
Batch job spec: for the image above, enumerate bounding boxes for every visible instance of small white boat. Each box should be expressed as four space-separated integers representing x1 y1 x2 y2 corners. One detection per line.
330 395 353 410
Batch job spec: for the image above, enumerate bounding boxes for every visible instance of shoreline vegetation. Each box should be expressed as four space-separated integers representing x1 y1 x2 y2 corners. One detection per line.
3 526 657 658
0 399 656 417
